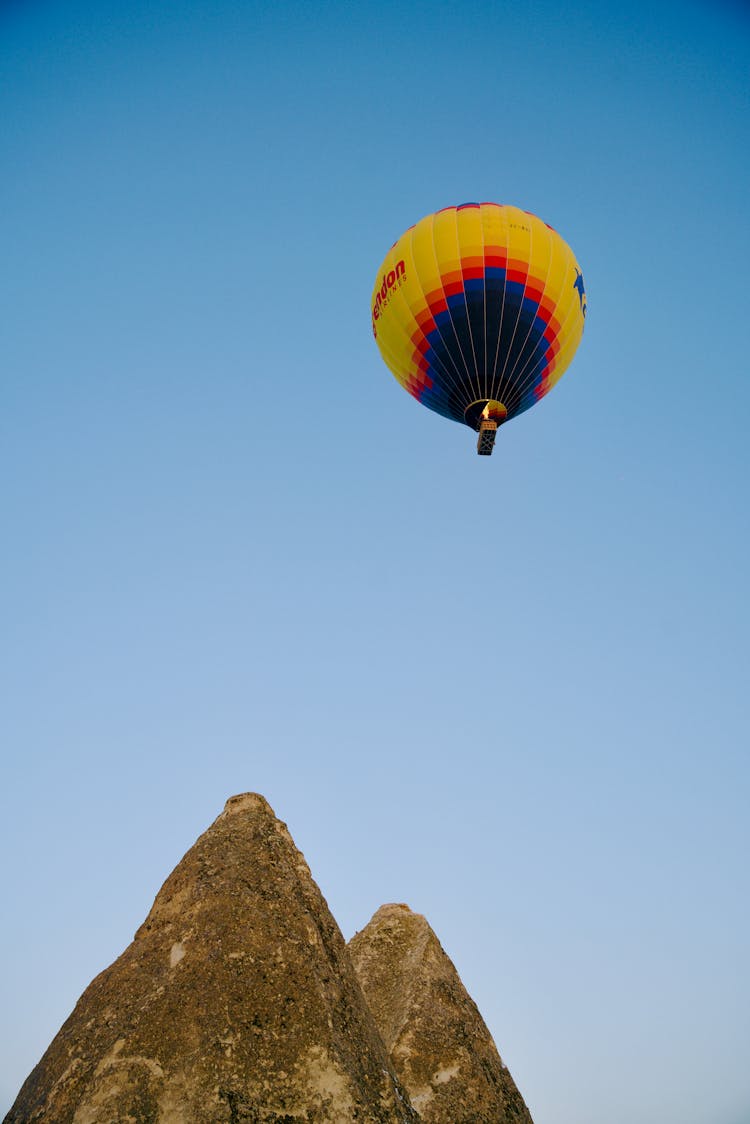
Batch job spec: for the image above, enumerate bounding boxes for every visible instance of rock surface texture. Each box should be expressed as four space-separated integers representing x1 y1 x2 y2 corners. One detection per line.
348 904 533 1124
5 794 418 1124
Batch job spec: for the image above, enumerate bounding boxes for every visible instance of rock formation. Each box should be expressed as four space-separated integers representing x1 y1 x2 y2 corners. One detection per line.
5 794 418 1124
348 903 533 1124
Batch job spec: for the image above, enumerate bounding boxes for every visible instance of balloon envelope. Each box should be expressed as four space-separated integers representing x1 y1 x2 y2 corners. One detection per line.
371 203 586 434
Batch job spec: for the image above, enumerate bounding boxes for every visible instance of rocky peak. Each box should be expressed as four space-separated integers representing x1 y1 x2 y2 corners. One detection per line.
349 903 533 1123
5 795 418 1123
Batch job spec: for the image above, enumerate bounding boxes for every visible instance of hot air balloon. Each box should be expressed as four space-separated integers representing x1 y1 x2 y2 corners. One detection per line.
371 203 586 455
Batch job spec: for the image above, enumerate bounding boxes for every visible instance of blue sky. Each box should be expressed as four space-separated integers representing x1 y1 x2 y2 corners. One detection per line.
2 2 749 1122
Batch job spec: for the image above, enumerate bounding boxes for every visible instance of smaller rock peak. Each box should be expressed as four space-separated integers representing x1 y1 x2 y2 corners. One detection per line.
221 792 275 817
349 903 534 1123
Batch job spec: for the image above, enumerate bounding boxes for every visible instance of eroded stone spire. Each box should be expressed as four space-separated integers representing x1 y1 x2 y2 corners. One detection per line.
349 903 533 1124
5 796 418 1123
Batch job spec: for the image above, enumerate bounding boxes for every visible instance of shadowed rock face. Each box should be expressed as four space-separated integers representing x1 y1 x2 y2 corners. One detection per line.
5 795 418 1124
348 904 534 1124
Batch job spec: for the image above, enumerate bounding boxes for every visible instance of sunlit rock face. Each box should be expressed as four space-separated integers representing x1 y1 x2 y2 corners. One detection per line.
5 795 418 1124
349 903 534 1124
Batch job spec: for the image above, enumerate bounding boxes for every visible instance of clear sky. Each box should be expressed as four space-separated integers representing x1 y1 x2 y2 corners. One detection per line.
1 2 748 1121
